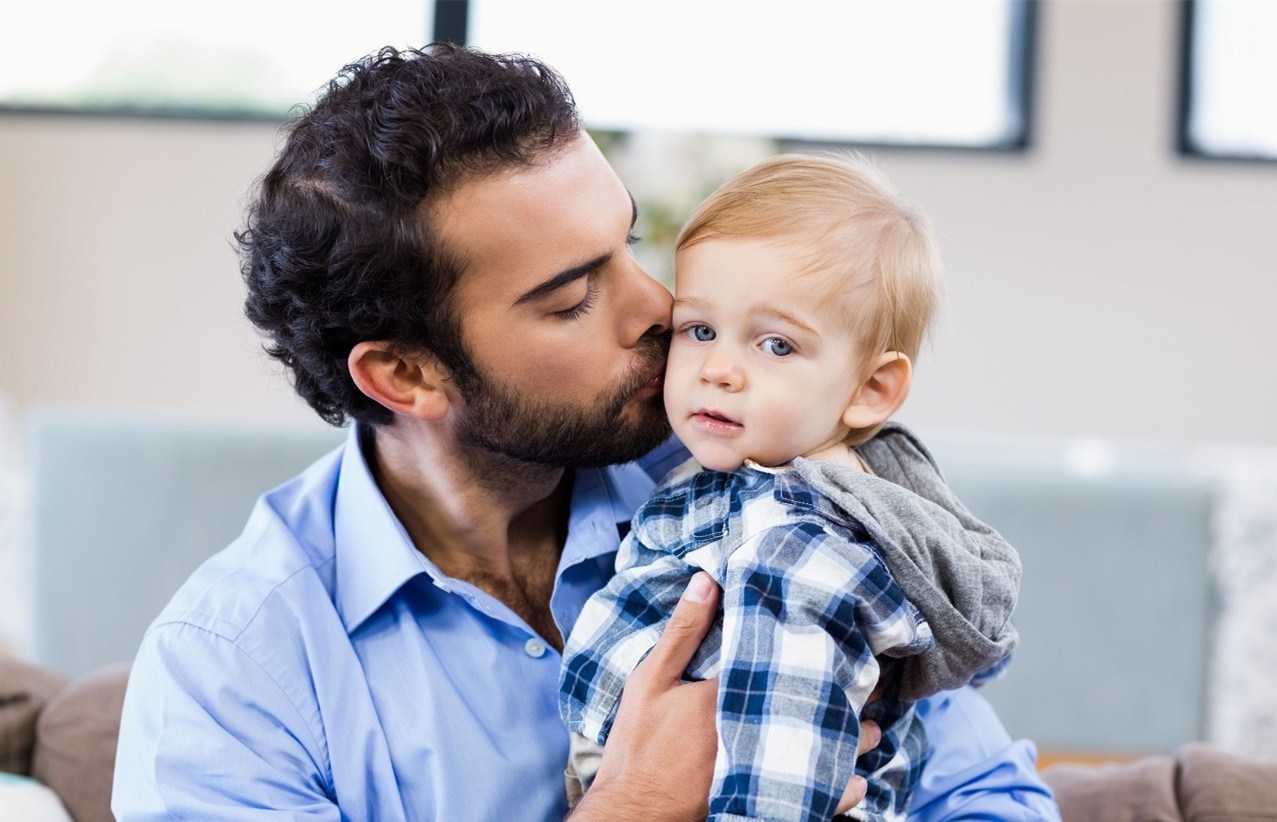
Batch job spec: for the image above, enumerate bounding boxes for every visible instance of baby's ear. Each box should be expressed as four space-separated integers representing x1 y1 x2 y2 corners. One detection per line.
842 352 912 430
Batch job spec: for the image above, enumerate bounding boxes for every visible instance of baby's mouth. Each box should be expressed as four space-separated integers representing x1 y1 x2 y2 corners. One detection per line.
692 409 743 432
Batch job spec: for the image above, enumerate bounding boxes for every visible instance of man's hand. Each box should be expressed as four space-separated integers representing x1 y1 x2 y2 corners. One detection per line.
837 719 881 814
570 572 882 820
572 572 720 821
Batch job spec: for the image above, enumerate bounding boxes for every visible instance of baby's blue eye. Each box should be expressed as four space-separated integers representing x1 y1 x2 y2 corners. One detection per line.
762 337 793 356
688 325 716 342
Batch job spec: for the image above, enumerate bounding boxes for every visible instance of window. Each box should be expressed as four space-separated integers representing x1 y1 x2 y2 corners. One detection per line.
0 1 434 119
1179 0 1277 161
469 0 1035 150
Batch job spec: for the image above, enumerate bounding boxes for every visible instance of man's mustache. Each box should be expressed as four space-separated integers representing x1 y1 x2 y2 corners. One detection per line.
618 330 672 398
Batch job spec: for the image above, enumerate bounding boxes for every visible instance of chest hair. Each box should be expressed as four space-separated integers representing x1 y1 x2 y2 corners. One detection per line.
460 553 563 652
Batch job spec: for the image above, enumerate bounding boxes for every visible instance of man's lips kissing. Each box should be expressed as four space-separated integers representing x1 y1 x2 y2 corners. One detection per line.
634 374 664 399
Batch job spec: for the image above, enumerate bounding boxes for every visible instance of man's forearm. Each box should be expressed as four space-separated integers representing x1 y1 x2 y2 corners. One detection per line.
569 782 670 822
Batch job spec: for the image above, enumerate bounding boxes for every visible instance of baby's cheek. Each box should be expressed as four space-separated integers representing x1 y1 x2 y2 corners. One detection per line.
661 357 693 415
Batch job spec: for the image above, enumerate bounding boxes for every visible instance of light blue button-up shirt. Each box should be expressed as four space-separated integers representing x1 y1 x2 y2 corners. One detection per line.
113 427 1057 821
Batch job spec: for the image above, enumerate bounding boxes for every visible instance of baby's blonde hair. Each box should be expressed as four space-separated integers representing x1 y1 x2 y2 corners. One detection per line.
676 154 944 367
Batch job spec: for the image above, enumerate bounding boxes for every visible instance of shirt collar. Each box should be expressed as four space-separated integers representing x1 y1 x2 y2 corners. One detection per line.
559 459 657 571
333 425 434 634
333 425 658 634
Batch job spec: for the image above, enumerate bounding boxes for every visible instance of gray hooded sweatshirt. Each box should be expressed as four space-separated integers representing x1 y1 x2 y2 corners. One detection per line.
796 421 1021 701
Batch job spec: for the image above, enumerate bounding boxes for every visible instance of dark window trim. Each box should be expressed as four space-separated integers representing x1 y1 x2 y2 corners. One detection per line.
1176 0 1198 156
1177 0 1277 164
434 0 469 45
0 103 288 124
1010 0 1039 151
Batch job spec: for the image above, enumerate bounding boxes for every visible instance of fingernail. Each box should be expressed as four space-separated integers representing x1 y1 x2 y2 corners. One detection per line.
685 572 712 603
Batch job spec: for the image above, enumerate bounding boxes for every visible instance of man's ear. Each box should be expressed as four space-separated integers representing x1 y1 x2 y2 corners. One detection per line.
842 352 912 431
347 341 452 422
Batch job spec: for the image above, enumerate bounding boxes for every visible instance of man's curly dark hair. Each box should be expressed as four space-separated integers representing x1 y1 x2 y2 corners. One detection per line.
238 44 580 427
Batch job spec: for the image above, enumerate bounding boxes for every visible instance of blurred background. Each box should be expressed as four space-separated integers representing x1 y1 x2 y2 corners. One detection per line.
1 0 1275 765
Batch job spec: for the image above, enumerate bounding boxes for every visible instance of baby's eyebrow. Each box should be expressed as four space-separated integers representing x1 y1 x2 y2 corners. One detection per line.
672 297 820 337
755 307 819 337
671 296 711 311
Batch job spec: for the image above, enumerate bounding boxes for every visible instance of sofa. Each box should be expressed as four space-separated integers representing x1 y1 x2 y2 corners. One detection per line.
4 657 1277 821
20 409 1223 755
1045 747 1277 821
5 409 1276 819
0 659 126 822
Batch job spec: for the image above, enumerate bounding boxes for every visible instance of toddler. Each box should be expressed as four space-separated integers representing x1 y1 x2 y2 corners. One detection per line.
560 155 1020 821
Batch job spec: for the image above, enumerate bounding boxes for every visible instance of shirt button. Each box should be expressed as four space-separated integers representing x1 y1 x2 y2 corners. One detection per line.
524 638 547 658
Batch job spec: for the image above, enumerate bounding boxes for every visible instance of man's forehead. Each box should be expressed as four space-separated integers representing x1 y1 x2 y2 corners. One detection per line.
430 135 632 299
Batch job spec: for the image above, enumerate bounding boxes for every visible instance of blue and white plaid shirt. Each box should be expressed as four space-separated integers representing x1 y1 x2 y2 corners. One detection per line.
561 458 936 822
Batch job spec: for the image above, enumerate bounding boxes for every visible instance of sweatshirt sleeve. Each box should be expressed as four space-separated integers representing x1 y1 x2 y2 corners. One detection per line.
794 423 1021 700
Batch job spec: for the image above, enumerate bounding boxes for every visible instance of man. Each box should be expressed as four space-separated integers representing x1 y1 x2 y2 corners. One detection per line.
113 45 1058 821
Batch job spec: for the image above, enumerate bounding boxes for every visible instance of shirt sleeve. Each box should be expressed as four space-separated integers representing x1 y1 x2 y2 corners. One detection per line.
112 621 339 821
908 686 1061 822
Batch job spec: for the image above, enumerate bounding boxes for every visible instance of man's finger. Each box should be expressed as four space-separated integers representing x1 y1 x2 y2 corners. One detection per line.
638 572 719 685
835 775 868 815
834 720 882 815
856 720 881 757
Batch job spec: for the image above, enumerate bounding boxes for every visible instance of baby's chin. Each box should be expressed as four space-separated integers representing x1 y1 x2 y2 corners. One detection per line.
696 456 746 473
683 441 747 473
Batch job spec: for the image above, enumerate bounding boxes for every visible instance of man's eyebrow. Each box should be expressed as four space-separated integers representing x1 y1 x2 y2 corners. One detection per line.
513 252 612 307
512 193 637 308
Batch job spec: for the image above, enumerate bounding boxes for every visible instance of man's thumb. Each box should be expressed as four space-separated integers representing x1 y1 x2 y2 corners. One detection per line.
644 572 719 683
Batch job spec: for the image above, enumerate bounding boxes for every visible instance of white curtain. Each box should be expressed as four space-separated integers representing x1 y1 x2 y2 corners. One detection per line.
1207 448 1277 756
0 396 32 659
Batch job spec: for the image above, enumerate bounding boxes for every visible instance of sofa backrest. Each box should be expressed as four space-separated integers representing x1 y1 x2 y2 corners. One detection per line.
24 410 1217 755
28 408 342 678
931 436 1214 753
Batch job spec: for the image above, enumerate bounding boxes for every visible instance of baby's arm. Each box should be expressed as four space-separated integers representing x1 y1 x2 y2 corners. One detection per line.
561 546 700 745
710 520 929 821
570 573 722 822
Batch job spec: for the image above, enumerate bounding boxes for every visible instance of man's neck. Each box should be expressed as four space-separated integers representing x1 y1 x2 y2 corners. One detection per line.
364 420 570 647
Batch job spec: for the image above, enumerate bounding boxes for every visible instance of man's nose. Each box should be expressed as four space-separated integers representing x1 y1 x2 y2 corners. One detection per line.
617 255 672 344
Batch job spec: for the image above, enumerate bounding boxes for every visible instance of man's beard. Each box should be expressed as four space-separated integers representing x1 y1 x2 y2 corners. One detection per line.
453 334 672 470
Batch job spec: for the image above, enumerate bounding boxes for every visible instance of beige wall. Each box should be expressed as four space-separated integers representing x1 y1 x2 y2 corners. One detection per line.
1 0 1274 444
0 116 308 423
885 0 1277 447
